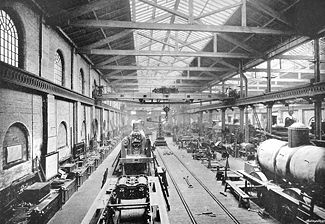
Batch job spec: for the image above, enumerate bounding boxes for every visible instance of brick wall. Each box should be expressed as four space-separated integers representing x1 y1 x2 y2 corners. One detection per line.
0 0 123 193
0 88 42 190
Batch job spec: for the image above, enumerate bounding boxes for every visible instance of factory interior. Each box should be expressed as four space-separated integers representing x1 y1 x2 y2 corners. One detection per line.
1 0 325 223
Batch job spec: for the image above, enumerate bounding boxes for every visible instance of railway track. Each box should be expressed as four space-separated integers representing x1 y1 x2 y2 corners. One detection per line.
156 145 240 224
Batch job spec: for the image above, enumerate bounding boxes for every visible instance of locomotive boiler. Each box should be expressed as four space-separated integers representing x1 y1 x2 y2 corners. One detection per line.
256 123 325 202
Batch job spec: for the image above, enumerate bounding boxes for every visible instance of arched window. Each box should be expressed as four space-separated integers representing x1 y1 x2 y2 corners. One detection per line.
54 50 64 86
57 122 68 148
3 123 29 169
0 10 19 67
79 68 85 94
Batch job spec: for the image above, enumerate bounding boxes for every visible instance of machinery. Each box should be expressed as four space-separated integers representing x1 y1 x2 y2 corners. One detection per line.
82 122 170 224
241 123 325 223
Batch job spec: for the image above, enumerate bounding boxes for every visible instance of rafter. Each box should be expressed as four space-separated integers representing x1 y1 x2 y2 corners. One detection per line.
79 49 254 59
70 20 295 35
248 0 292 27
169 35 201 51
138 32 176 48
195 3 242 20
47 0 114 24
217 33 261 55
82 30 133 50
138 0 189 21
104 71 137 78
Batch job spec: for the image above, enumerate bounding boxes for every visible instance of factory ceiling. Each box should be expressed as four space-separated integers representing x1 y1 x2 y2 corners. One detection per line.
38 0 325 97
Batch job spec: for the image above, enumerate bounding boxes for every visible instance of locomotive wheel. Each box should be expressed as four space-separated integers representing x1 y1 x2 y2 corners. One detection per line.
250 171 268 201
282 188 303 201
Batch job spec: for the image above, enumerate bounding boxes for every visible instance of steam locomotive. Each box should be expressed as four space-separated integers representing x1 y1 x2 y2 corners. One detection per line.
256 123 325 202
82 122 170 224
244 123 325 223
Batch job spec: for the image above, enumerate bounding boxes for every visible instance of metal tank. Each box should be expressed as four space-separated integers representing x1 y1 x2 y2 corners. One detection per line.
257 139 325 186
289 145 325 185
257 139 287 174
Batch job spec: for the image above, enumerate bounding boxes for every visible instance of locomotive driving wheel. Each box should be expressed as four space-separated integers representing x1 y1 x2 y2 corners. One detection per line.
250 171 268 202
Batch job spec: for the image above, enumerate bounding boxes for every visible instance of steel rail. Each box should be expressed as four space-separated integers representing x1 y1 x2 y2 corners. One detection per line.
156 148 198 224
163 146 241 224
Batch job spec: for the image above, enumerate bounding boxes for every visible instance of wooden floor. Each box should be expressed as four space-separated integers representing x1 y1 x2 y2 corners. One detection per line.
156 137 280 224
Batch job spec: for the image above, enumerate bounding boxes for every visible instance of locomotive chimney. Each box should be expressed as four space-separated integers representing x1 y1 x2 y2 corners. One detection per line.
288 123 310 148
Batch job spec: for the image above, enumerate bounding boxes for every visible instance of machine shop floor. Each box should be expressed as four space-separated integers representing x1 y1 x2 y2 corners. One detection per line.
157 138 280 224
48 142 121 224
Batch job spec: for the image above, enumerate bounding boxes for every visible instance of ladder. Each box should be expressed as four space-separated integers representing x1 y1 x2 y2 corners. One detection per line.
296 192 314 223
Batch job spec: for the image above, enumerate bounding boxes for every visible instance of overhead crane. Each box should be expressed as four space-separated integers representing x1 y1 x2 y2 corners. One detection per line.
94 90 230 104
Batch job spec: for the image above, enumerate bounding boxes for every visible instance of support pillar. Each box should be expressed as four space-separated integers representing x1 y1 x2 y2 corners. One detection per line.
245 108 249 142
100 108 104 145
208 110 213 124
314 38 320 82
199 111 203 137
221 108 226 142
314 96 323 140
266 103 274 133
239 106 245 132
266 60 271 93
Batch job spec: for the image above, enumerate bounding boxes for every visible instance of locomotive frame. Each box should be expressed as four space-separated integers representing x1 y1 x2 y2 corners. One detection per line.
81 123 170 224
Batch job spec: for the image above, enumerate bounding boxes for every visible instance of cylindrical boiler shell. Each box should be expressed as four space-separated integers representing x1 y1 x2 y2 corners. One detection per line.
289 146 325 184
274 146 298 178
257 139 288 173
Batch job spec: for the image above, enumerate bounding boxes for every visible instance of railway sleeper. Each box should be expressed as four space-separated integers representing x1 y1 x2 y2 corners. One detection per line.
224 180 255 208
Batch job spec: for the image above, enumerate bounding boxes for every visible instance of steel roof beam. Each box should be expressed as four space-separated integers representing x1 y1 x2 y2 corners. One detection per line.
98 65 232 72
70 20 295 35
107 76 214 80
80 49 254 59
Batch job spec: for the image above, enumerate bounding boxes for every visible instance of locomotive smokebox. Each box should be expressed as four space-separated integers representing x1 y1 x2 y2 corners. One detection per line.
288 123 310 148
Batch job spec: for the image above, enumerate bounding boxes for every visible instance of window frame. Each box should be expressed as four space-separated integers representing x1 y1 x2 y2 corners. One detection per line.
0 9 23 68
54 50 65 86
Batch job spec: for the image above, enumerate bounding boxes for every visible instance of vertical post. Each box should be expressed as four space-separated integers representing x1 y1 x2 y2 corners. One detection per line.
266 103 273 133
266 60 271 93
213 33 217 53
314 96 323 140
245 108 249 142
314 38 320 82
73 102 78 146
189 0 194 24
221 108 226 142
100 108 104 145
199 111 203 136
239 106 245 133
241 0 247 26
